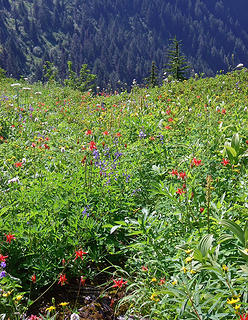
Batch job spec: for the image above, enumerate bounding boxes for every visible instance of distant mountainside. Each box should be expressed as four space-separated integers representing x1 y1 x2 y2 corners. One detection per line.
0 0 248 88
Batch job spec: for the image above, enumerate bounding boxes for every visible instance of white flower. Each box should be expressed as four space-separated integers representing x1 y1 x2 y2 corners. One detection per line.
235 63 244 68
22 158 26 164
8 177 20 184
61 147 65 153
35 92 42 95
34 118 38 122
188 108 192 112
70 314 80 320
11 83 21 87
244 107 247 111
22 87 31 90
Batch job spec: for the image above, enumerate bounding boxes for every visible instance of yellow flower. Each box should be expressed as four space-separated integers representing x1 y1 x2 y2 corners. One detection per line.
222 265 228 272
172 280 178 286
190 269 196 274
181 267 188 273
14 295 23 301
245 248 248 254
150 293 160 302
46 306 56 312
234 304 241 310
59 302 69 307
227 297 240 305
151 277 157 282
184 249 192 254
185 256 193 263
2 290 13 297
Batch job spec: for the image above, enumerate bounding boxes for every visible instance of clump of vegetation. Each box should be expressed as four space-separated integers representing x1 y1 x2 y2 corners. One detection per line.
0 68 247 319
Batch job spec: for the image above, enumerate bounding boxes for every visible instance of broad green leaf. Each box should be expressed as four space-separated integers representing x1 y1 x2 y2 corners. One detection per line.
220 219 245 246
225 145 237 159
198 234 214 257
231 133 239 153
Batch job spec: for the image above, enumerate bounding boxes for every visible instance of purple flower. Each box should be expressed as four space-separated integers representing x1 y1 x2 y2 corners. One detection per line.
82 205 91 218
1 262 6 268
0 271 6 278
139 130 146 139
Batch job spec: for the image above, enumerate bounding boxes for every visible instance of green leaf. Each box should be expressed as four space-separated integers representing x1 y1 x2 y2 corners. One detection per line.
225 145 237 159
231 133 240 153
110 225 122 234
220 219 245 246
198 234 214 257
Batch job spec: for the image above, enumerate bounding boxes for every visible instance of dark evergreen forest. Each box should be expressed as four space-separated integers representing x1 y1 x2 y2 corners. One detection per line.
0 0 248 89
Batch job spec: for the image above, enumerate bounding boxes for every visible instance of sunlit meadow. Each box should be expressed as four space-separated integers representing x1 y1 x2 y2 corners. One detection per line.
0 70 247 319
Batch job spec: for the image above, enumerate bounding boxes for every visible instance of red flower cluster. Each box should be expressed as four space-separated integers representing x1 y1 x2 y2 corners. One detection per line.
221 158 230 166
0 254 8 262
191 157 202 167
89 141 97 151
58 273 67 286
240 315 248 320
75 250 87 261
85 129 92 135
5 233 15 244
176 188 185 195
31 274 36 283
170 170 187 180
112 278 127 288
14 162 23 167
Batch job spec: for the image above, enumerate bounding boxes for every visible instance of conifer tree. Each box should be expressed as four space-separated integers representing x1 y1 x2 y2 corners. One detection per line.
146 61 159 87
165 37 190 81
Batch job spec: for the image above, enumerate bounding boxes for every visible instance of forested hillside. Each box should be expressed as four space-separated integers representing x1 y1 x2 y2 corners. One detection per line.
0 0 248 88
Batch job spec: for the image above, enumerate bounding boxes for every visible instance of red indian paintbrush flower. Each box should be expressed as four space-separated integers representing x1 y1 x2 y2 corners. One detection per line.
85 129 92 135
5 233 16 244
221 158 230 166
89 141 97 151
14 162 23 167
0 254 8 262
112 278 127 288
191 158 202 167
75 250 87 261
240 314 248 320
31 274 36 283
176 188 185 195
170 169 178 176
58 273 67 286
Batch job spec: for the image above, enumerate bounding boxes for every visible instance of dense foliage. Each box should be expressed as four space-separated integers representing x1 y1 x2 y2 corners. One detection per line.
0 0 248 88
0 69 247 319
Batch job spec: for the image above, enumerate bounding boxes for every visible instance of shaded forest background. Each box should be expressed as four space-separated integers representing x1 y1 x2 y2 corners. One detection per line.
0 0 248 89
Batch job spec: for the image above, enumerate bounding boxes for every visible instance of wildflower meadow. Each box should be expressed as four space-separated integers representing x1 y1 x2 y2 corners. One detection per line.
0 70 247 319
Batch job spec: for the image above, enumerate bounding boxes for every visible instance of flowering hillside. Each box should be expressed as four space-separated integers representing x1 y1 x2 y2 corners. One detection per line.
0 71 247 319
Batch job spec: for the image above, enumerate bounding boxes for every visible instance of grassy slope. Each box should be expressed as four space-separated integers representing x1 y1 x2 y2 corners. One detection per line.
0 71 247 318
